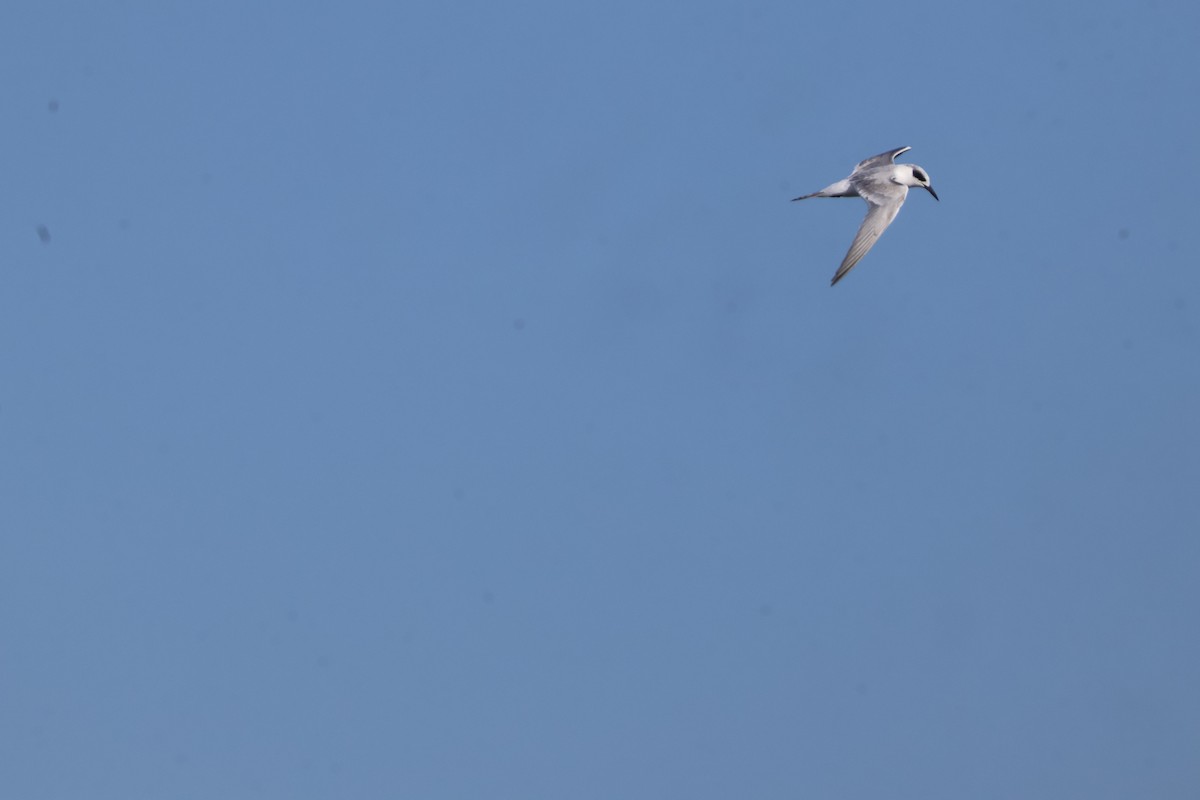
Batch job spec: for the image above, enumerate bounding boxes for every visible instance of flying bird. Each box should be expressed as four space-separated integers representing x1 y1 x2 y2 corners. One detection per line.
793 146 938 286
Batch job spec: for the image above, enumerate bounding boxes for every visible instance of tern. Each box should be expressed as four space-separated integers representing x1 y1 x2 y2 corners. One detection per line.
793 146 938 286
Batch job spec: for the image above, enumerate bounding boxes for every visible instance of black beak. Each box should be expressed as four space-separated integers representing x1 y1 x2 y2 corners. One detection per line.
925 185 939 202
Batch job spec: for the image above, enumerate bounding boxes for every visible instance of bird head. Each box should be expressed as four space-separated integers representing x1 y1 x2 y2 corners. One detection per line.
905 165 939 201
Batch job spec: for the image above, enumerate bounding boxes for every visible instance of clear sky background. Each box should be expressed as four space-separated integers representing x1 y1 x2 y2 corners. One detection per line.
2 2 1198 798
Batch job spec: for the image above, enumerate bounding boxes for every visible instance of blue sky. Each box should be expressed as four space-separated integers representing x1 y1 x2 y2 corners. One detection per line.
2 2 1198 797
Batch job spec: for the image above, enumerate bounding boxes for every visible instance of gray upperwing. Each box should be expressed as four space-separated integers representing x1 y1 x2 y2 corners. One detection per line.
830 200 904 286
854 146 912 172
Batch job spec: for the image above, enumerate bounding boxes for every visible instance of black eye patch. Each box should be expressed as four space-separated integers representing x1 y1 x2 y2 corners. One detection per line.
914 170 928 182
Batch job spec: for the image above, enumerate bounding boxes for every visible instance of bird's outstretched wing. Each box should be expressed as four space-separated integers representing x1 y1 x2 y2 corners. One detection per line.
830 199 904 286
854 146 912 172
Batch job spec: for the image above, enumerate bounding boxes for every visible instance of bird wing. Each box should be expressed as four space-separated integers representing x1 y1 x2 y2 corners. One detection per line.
854 146 912 172
830 197 905 286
